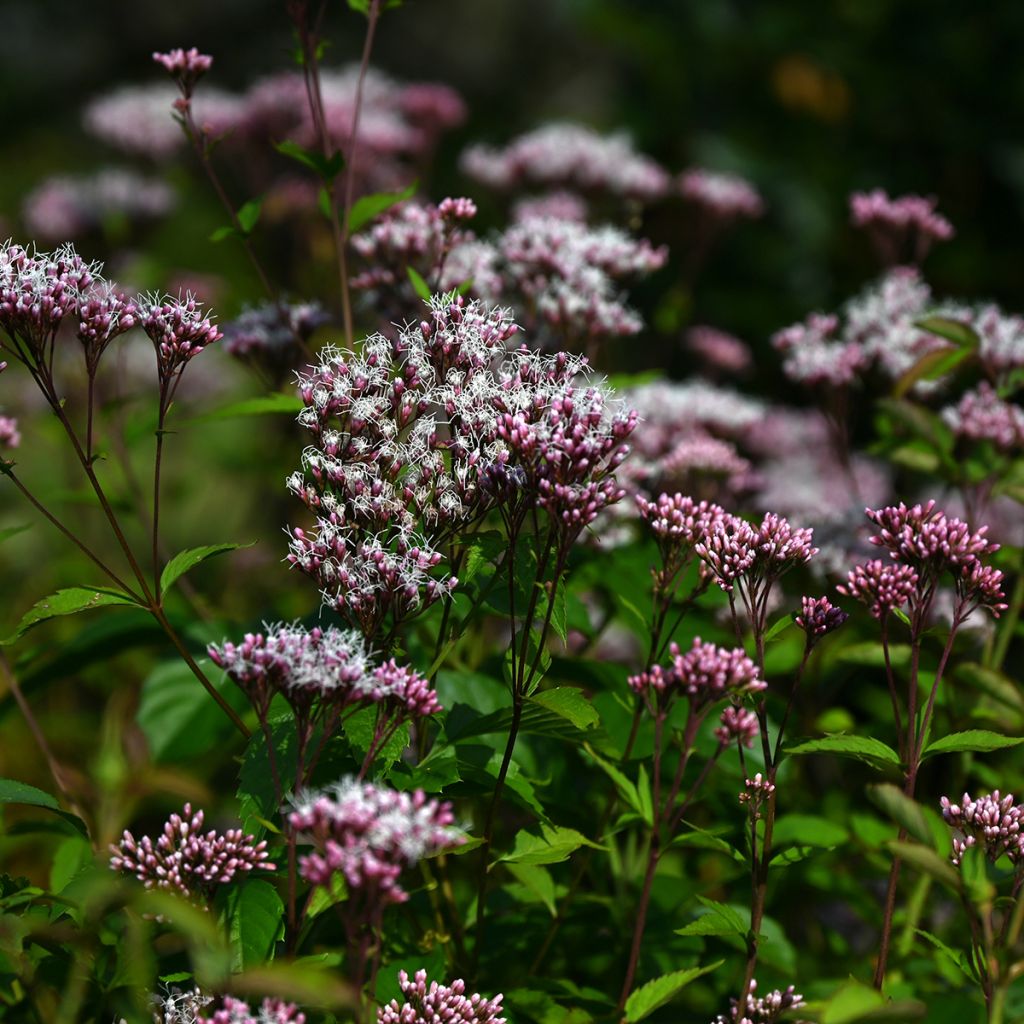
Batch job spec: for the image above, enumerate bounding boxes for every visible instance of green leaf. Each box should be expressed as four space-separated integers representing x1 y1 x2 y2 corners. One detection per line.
348 0 404 13
274 139 344 180
623 962 721 1023
348 181 418 234
160 542 252 597
504 862 557 916
923 729 1024 760
318 187 333 219
888 840 960 891
459 531 506 585
181 393 305 425
209 225 238 243
2 586 140 645
137 659 248 763
342 706 410 773
893 345 970 397
583 745 642 818
916 315 980 350
236 197 263 234
0 779 87 836
499 824 601 866
784 734 901 771
764 613 795 642
407 266 431 301
802 977 926 1023
0 524 30 544
772 814 849 849
956 661 1024 715
914 928 977 982
866 784 933 846
527 688 598 731
226 878 285 970
675 897 747 937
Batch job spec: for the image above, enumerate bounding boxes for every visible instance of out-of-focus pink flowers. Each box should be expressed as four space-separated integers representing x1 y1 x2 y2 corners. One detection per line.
109 804 273 902
942 382 1024 450
198 997 306 1024
462 122 670 202
686 325 753 375
377 970 506 1024
850 188 954 265
679 168 764 221
0 416 20 450
289 779 461 900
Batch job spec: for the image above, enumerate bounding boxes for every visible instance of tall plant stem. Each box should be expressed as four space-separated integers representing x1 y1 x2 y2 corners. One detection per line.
152 400 168 589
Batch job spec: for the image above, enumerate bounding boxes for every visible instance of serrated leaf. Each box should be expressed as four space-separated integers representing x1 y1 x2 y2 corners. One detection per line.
236 197 263 234
498 824 601 866
623 962 721 1023
2 586 140 645
922 729 1024 760
407 266 431 301
348 180 418 234
160 542 251 596
0 779 87 836
785 734 901 770
675 897 747 937
137 659 248 763
914 928 977 982
504 862 557 915
528 688 598 731
226 879 284 970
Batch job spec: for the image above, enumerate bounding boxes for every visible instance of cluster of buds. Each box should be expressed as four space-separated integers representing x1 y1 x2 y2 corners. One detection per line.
715 705 760 749
197 997 305 1024
858 500 1006 622
849 188 954 265
795 596 849 647
712 980 806 1024
208 621 439 719
109 804 273 903
289 779 462 902
153 47 213 101
941 791 1024 867
838 558 919 620
628 637 764 717
739 773 776 819
377 970 506 1024
139 291 223 394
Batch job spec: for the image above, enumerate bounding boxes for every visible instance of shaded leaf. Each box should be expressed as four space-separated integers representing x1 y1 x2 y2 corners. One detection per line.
623 962 721 1023
499 824 601 866
407 266 431 301
348 180 417 234
923 729 1024 760
0 779 87 836
160 542 251 596
225 878 285 970
785 734 901 771
3 586 140 645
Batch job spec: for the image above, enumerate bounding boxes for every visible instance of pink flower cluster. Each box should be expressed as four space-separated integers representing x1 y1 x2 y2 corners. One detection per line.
23 169 175 241
849 188 954 265
109 804 273 902
942 382 1024 450
940 790 1024 867
197 997 306 1024
628 637 765 714
289 779 461 901
686 326 753 374
222 301 329 376
771 312 866 388
140 291 222 387
842 502 1006 622
208 622 439 720
713 980 806 1024
0 415 20 450
153 47 213 98
795 595 849 645
377 970 506 1024
715 705 760 748
636 493 726 548
461 122 669 202
679 168 764 221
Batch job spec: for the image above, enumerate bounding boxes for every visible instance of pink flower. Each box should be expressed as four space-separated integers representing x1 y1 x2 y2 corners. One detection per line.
679 168 764 220
152 48 214 97
850 188 953 264
378 969 505 1024
715 705 760 748
941 791 1024 866
838 559 919 620
795 596 848 644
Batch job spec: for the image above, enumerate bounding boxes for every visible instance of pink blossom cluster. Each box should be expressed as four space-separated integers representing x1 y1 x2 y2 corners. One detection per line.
713 980 806 1024
973 304 1024 377
686 326 753 374
139 291 223 387
288 779 461 900
461 122 670 202
635 492 726 548
208 621 439 720
496 215 667 344
511 191 589 224
377 970 506 1024
288 296 635 635
696 512 818 594
771 312 866 387
849 188 954 265
715 705 760 748
739 774 776 819
153 47 213 97
941 382 1024 450
795 595 848 644
222 301 329 378
628 636 765 714
22 169 175 241
197 996 306 1024
842 501 1006 621
679 168 764 221
77 281 139 375
0 415 20 450
940 790 1024 866
109 804 273 902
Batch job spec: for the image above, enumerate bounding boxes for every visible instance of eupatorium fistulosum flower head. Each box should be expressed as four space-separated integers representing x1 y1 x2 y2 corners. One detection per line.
109 804 273 902
377 970 506 1024
289 779 462 901
941 790 1024 867
795 595 849 646
139 291 222 388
